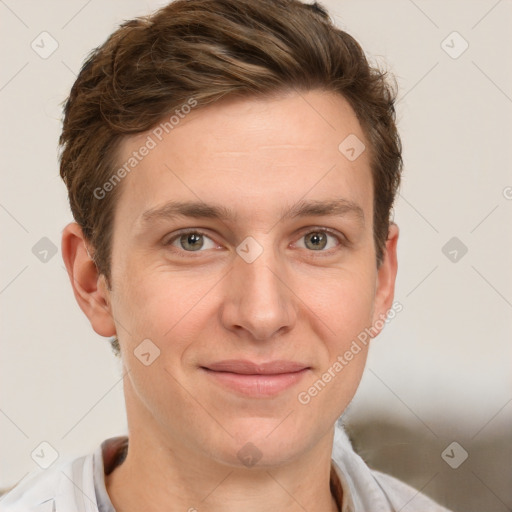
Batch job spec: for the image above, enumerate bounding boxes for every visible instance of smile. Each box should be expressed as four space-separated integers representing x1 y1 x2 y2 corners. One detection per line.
201 360 311 397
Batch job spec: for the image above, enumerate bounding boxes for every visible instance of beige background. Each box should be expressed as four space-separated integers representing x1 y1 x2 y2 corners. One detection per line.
1 1 511 511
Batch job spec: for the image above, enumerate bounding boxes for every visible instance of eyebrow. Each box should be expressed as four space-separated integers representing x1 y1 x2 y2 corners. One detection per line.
283 199 365 226
139 198 365 227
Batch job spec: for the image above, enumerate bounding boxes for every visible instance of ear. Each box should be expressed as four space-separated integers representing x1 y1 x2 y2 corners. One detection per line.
371 222 399 334
61 222 116 337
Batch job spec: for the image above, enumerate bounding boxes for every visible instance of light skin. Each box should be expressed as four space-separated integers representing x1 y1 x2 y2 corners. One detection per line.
62 89 398 512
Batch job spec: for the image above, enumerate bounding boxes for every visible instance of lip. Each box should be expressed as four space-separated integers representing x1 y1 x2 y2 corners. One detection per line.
201 359 310 397
204 359 309 375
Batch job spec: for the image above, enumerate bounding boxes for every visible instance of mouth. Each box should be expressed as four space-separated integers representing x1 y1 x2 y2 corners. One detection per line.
200 360 311 397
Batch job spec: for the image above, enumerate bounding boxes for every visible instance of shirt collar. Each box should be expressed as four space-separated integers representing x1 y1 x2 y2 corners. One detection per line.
95 434 356 512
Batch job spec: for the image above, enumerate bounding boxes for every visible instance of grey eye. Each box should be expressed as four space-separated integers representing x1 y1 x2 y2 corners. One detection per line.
304 232 328 250
179 233 205 251
295 230 340 252
166 230 218 253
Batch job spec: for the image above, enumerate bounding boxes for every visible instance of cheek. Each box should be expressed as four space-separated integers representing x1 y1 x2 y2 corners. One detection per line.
115 265 214 338
115 272 214 426
295 271 374 422
301 265 376 347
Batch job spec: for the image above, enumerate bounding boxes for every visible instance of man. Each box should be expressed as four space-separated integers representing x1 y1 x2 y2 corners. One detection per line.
1 0 452 510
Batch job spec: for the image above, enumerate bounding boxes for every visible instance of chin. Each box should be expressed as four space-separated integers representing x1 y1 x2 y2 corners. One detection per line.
210 416 315 469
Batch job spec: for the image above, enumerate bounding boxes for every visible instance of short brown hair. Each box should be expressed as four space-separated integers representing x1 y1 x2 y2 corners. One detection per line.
59 0 402 286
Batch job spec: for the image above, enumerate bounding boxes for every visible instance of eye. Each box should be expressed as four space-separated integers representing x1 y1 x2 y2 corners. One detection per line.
166 230 218 252
295 229 342 252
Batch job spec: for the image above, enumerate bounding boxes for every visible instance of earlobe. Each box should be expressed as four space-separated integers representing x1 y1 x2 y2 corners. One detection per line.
371 222 399 334
61 222 117 338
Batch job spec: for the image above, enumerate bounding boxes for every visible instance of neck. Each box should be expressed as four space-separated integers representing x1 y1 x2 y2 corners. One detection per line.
105 425 340 512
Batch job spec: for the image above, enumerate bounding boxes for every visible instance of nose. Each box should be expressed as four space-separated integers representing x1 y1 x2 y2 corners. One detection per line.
219 245 297 341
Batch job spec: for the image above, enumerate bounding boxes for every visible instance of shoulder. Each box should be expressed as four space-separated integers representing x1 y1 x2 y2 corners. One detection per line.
0 452 95 512
332 424 452 511
370 469 452 512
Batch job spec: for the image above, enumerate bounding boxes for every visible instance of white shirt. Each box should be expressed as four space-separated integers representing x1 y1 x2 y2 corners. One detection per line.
0 425 452 512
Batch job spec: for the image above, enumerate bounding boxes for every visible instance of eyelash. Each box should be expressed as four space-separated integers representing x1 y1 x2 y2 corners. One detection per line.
164 227 348 258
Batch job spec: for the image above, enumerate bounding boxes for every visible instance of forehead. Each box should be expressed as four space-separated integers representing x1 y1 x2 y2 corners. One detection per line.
112 90 373 232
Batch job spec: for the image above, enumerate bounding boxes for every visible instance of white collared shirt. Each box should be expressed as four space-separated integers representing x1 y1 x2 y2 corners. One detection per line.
0 425 452 512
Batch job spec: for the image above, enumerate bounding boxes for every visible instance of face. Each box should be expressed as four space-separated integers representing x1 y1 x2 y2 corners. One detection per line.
71 90 398 469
